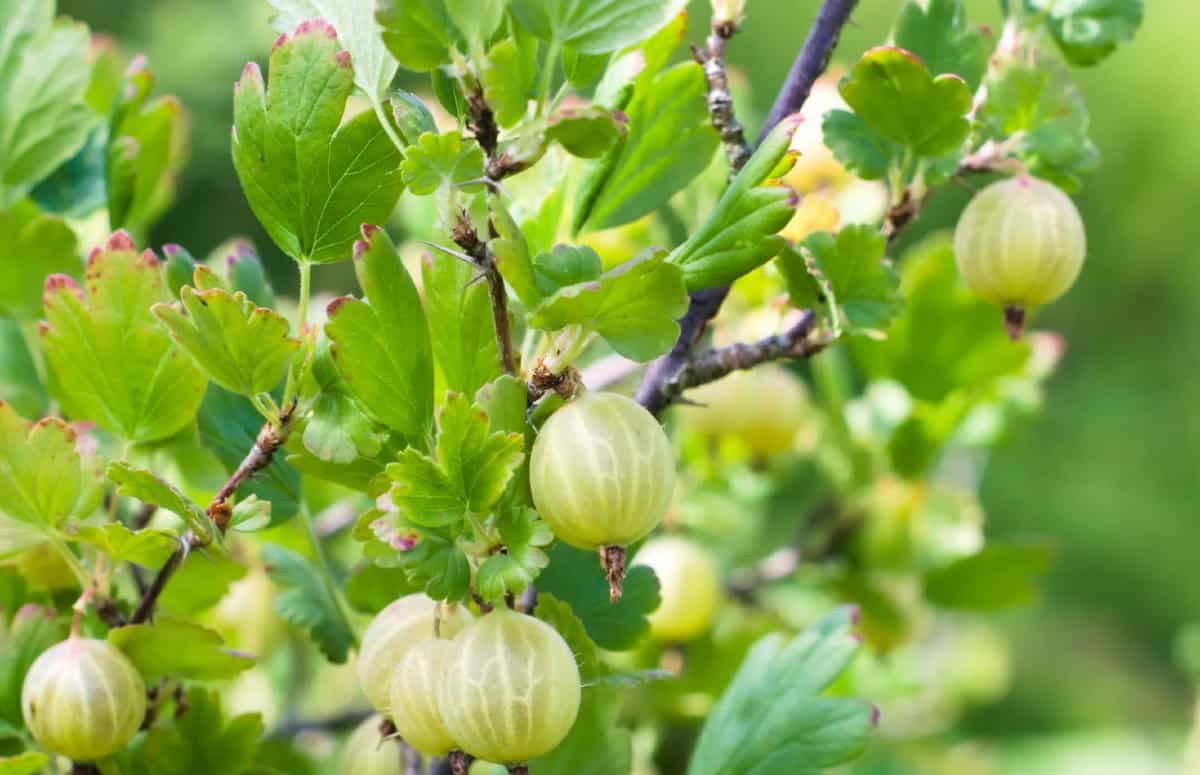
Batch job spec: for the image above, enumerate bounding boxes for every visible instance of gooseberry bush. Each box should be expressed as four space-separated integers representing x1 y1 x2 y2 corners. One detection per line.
0 0 1141 772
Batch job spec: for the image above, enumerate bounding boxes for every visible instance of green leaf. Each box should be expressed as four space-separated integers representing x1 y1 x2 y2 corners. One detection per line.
153 286 298 398
0 402 103 530
422 253 500 399
668 117 802 290
851 233 1031 402
300 340 385 465
978 62 1099 192
344 562 416 614
400 131 484 196
0 604 63 727
839 46 972 157
261 543 354 663
546 106 625 159
532 244 603 297
476 506 552 604
41 233 207 443
107 57 187 234
0 3 96 206
575 61 717 231
390 90 438 144
533 593 599 679
326 227 434 442
30 124 108 219
395 530 471 602
821 110 895 182
108 617 254 680
231 21 404 264
445 0 505 46
0 320 46 419
386 393 524 525
267 0 399 103
529 249 688 362
136 688 262 775
688 607 873 775
106 461 213 541
376 0 455 73
893 0 991 91
0 200 80 320
481 35 537 128
1025 0 1143 66
923 539 1056 611
536 543 660 651
0 752 49 775
68 523 177 567
157 549 246 616
511 0 685 54
781 225 901 335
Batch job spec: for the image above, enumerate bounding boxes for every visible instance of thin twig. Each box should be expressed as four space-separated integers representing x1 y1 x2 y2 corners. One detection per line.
659 311 827 405
636 0 860 416
128 403 298 626
693 18 753 174
451 212 519 376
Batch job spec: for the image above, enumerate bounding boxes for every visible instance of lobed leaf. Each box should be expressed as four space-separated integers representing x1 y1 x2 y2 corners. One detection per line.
0 200 80 320
231 21 404 264
511 0 686 54
40 233 207 443
261 543 354 663
108 617 255 680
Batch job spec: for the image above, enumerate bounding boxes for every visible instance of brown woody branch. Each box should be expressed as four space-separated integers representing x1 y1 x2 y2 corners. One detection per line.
637 0 860 416
451 213 519 376
129 402 298 626
693 17 753 175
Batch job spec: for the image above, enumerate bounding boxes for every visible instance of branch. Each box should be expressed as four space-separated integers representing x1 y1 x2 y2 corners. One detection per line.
129 404 298 626
693 17 752 174
636 0 860 416
654 311 828 407
267 708 373 738
451 212 519 376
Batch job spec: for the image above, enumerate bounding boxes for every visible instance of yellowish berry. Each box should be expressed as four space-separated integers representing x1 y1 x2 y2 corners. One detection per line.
634 536 722 642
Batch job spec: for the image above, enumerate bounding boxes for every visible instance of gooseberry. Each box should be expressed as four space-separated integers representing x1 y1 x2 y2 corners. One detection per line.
633 536 722 642
21 637 147 762
438 608 580 764
530 391 675 598
340 714 405 775
357 594 472 713
953 175 1086 338
682 365 810 457
388 638 457 756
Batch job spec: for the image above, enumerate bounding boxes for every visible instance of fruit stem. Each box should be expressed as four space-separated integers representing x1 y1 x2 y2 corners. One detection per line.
1003 305 1027 341
599 545 626 602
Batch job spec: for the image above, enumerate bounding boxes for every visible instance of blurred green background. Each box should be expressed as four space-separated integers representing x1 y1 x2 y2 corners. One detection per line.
59 0 1199 751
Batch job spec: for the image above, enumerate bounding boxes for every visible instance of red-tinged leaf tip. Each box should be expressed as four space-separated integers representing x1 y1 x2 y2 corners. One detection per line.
786 187 801 208
138 248 158 268
352 240 370 260
33 417 75 442
871 705 881 727
271 32 289 53
86 245 104 264
106 230 136 252
360 223 382 240
335 49 351 68
36 321 49 336
44 274 83 301
613 110 629 127
848 604 861 625
326 295 353 316
296 18 337 40
239 61 263 87
163 243 184 257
